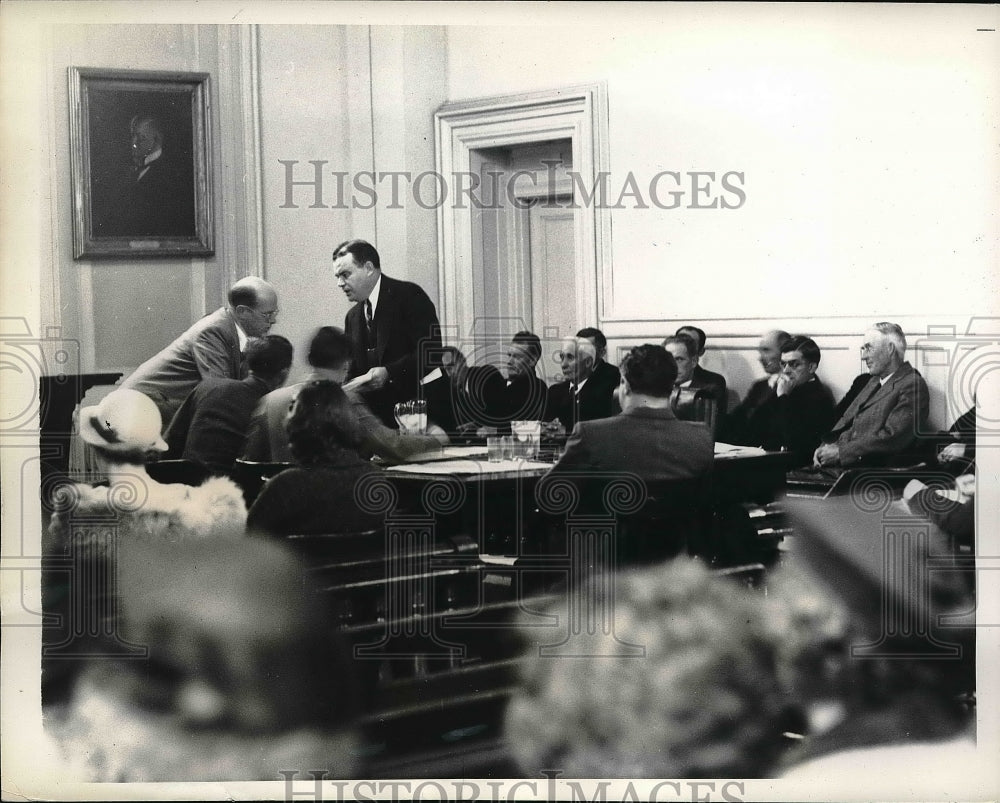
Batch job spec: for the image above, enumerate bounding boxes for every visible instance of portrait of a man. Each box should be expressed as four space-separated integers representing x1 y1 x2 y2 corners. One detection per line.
70 69 212 257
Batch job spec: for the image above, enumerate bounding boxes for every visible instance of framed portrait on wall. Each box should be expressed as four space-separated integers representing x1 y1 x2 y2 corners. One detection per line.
69 67 214 259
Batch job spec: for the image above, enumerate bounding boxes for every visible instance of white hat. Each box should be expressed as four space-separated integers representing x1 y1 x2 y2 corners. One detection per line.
79 389 169 453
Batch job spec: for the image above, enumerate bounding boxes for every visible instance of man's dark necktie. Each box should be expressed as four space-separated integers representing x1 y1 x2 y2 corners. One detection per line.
363 299 378 368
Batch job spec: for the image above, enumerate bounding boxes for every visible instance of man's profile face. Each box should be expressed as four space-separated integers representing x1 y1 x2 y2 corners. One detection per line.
235 287 279 338
757 334 783 374
860 330 893 377
780 349 817 390
506 343 537 380
665 342 695 384
131 120 161 168
333 254 378 304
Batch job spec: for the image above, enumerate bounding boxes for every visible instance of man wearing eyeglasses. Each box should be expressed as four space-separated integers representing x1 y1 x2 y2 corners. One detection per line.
744 335 835 465
122 276 280 424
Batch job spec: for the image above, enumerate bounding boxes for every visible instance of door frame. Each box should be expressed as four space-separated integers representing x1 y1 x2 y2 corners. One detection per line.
434 84 610 342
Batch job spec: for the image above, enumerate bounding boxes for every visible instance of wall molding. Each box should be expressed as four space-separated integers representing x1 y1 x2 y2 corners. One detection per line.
435 83 610 340
216 24 264 288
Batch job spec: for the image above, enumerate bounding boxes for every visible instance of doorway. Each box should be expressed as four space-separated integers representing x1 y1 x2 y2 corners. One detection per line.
434 84 610 365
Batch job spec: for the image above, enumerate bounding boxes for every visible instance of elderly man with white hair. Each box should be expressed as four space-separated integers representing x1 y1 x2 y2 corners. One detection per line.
543 336 617 432
813 322 929 468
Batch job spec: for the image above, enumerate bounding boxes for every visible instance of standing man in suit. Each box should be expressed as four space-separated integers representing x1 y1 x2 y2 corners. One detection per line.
165 335 293 474
544 336 617 432
550 343 713 481
675 325 729 415
333 239 442 427
122 276 280 425
724 329 791 444
813 322 929 468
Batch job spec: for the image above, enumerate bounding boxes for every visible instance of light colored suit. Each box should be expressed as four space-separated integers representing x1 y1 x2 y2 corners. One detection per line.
825 362 929 465
122 308 244 424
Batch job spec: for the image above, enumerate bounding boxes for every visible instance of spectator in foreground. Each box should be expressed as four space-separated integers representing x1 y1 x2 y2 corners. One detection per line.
50 537 360 781
504 559 796 777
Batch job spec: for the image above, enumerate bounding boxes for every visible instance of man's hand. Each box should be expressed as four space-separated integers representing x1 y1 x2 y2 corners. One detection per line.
425 423 450 446
343 369 376 393
367 366 390 389
938 442 967 463
775 373 793 398
541 419 565 438
813 442 840 468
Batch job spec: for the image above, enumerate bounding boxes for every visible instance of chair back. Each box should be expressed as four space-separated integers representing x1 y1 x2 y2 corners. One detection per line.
672 387 717 435
230 459 294 505
145 459 212 486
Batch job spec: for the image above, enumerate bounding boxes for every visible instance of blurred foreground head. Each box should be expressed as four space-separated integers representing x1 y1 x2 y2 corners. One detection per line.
505 559 794 778
57 538 360 781
771 497 975 750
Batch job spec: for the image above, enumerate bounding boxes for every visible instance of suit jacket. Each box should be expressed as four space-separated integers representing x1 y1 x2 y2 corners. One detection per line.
423 364 506 437
724 376 776 445
690 365 728 415
544 375 617 431
242 380 442 464
345 274 441 425
165 375 271 472
833 373 872 423
129 155 196 238
122 307 244 425
589 359 622 396
497 374 548 427
825 362 929 466
750 377 836 465
551 407 714 482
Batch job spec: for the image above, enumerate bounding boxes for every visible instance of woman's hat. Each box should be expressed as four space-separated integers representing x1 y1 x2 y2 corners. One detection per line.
78 389 168 453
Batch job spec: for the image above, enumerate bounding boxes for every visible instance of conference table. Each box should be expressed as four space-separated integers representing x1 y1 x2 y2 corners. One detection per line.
375 442 797 561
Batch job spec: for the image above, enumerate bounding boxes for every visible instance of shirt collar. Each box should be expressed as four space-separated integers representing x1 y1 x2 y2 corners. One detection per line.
679 378 693 388
367 274 383 315
136 148 162 181
879 370 895 387
234 319 250 352
572 376 589 393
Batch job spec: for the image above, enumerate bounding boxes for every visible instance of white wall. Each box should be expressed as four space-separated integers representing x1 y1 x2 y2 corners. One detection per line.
445 5 1000 423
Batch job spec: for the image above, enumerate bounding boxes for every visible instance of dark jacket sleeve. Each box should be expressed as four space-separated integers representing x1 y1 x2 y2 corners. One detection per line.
770 380 835 465
384 282 441 388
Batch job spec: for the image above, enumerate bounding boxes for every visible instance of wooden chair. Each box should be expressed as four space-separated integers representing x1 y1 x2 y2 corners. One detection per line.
145 458 212 486
229 459 293 506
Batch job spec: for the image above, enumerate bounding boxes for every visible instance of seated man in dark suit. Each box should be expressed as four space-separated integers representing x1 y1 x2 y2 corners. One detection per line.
813 322 929 469
663 333 723 434
576 326 621 405
166 335 293 474
676 325 729 415
550 344 714 481
739 336 836 465
547 344 714 562
497 330 548 426
423 345 505 441
724 329 791 443
544 336 617 432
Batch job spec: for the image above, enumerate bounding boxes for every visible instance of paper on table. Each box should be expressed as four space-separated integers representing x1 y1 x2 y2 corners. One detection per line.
389 458 551 475
713 442 768 457
402 445 488 463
